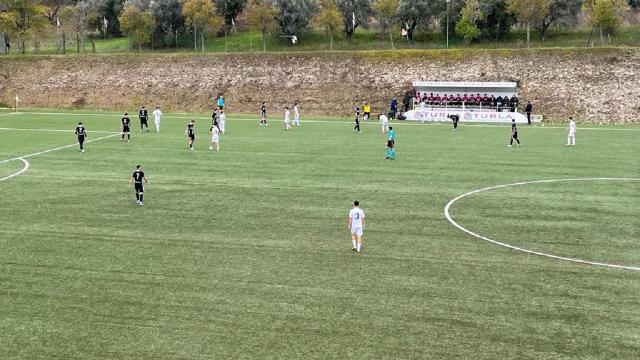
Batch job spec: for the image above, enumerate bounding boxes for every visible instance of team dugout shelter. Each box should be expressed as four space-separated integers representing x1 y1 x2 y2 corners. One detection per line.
404 81 537 124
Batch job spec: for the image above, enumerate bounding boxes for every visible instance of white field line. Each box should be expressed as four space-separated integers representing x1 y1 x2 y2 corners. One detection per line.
0 133 120 165
0 112 17 118
0 158 29 181
444 177 640 271
0 127 119 134
11 111 640 131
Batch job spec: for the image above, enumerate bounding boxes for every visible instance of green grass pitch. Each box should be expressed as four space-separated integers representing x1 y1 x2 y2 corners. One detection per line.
0 110 639 359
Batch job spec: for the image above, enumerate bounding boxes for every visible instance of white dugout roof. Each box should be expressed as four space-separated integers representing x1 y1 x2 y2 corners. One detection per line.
413 81 518 96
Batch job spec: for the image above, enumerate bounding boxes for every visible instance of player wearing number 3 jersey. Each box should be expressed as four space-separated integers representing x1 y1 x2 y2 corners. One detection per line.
348 201 366 252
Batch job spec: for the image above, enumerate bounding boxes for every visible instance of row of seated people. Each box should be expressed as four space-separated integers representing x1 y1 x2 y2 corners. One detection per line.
416 92 519 111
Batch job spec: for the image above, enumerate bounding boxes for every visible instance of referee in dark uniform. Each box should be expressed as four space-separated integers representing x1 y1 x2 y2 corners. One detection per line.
75 122 87 152
128 165 148 206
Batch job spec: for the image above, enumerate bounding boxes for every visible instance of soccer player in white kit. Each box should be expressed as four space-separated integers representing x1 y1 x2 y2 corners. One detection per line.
210 120 221 151
153 106 162 133
284 106 292 130
567 117 576 146
348 200 366 252
379 113 389 133
218 110 226 134
293 102 300 126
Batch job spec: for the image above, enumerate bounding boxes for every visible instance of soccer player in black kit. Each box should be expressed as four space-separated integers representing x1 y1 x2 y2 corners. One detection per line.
260 102 268 126
128 165 148 206
185 120 196 150
509 119 521 147
448 114 460 131
121 113 131 142
139 106 150 132
353 107 361 133
75 122 87 152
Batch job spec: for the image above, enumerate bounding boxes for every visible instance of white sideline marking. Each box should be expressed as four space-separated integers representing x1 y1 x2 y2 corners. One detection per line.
0 112 17 118
11 111 640 131
444 177 640 271
0 133 119 165
0 127 118 134
0 158 30 181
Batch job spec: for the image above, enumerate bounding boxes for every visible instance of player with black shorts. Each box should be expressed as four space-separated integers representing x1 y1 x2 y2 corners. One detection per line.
260 102 268 126
449 114 460 130
211 109 218 125
139 106 150 132
128 165 148 206
121 113 131 142
185 120 196 150
75 122 87 152
509 119 521 147
354 107 361 133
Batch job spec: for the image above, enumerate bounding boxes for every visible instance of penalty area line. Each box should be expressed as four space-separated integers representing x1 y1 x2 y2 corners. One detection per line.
0 127 119 134
444 177 640 271
0 133 120 165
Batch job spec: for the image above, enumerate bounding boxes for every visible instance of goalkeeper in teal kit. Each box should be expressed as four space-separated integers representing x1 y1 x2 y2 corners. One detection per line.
385 127 396 160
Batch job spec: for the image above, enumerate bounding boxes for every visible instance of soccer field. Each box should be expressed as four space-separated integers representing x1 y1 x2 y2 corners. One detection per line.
0 110 639 359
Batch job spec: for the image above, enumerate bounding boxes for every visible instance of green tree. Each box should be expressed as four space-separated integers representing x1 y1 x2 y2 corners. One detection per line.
215 0 246 28
240 0 277 52
119 4 156 50
181 0 224 52
275 0 316 37
337 0 371 41
478 0 514 42
372 0 398 49
97 0 125 37
584 0 629 46
507 0 550 46
538 0 582 41
397 0 441 42
151 0 185 48
455 0 482 46
0 0 50 53
313 0 342 50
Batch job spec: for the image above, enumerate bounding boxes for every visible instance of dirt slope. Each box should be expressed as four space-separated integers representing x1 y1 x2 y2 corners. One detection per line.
0 49 638 122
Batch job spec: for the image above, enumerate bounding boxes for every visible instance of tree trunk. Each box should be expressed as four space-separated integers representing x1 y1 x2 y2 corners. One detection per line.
194 26 197 51
262 31 266 52
330 33 333 51
526 21 530 47
599 26 604 46
91 38 96 53
345 25 356 42
389 31 394 49
201 32 204 52
77 33 80 54
62 32 66 54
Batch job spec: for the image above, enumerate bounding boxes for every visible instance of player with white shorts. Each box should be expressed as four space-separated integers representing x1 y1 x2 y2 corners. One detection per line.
210 121 220 151
293 102 300 126
153 106 162 133
284 107 292 131
348 201 366 252
567 117 576 146
379 113 389 133
219 111 226 134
